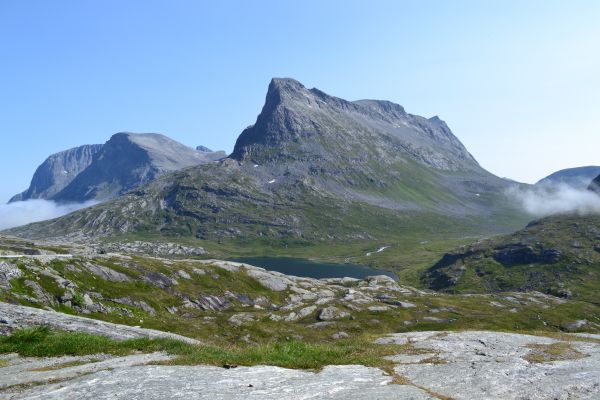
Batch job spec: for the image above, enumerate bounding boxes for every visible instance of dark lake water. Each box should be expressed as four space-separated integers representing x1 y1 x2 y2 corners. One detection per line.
231 257 398 280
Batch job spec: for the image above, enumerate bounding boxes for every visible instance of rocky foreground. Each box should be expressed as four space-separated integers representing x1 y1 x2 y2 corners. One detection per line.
1 237 599 399
1 329 599 399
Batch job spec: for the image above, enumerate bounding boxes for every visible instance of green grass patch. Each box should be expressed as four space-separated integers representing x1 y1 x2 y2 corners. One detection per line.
524 342 587 363
0 327 408 372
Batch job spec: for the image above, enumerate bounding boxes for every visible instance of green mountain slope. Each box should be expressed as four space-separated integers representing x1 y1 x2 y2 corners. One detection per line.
422 213 600 304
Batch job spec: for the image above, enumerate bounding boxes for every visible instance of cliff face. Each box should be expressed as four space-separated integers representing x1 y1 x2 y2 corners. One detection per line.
52 132 227 202
11 133 226 203
10 144 103 203
231 78 478 172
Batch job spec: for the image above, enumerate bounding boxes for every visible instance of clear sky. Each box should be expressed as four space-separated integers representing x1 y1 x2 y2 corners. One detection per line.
1 0 599 203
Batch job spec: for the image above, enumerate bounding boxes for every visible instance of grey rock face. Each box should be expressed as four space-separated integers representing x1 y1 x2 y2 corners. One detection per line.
54 132 224 202
11 133 226 204
0 352 174 390
5 364 435 400
94 241 207 257
10 144 102 202
492 243 562 266
231 78 478 172
318 306 350 321
83 262 131 282
0 262 22 290
0 302 199 344
380 331 600 400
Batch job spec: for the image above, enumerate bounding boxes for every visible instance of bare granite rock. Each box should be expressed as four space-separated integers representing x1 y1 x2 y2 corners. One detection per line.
380 331 600 400
4 364 434 400
0 302 199 344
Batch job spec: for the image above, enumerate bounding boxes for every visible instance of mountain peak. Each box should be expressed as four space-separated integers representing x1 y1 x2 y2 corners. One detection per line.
269 77 306 91
232 78 478 170
264 78 309 106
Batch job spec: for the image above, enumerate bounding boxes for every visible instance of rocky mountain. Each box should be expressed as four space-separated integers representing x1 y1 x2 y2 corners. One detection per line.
536 166 600 189
10 132 225 203
421 213 600 303
5 78 528 244
231 78 478 170
9 144 103 202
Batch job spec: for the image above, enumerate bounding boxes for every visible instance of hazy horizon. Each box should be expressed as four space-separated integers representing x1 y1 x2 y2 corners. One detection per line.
2 1 599 202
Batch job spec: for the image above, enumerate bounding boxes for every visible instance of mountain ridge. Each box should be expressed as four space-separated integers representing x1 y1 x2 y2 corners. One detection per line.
536 166 600 189
10 132 226 203
4 78 528 245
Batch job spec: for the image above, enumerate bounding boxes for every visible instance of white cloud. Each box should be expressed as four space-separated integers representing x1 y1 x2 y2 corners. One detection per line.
0 200 97 230
509 184 600 217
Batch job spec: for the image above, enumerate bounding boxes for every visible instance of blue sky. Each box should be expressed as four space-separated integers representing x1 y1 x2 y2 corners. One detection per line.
1 0 599 202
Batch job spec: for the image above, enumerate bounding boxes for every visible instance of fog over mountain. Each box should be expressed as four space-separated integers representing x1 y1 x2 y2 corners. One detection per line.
0 199 97 230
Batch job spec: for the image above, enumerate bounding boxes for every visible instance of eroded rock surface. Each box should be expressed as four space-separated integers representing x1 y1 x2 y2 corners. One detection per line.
379 331 600 400
4 364 434 400
3 331 600 399
0 302 199 344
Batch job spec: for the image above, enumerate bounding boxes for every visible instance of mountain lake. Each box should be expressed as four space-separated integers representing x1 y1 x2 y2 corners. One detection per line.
231 257 398 280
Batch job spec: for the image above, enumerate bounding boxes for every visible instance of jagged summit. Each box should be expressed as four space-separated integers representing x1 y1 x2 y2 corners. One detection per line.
231 78 477 170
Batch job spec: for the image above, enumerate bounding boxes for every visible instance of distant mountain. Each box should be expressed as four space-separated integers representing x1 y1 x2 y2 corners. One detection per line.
10 144 103 203
196 145 226 156
536 166 600 189
11 132 225 203
6 78 528 243
589 174 600 194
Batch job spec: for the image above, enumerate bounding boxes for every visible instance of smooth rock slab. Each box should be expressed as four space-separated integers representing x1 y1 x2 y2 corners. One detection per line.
0 352 173 389
9 364 435 400
383 331 600 400
0 302 200 344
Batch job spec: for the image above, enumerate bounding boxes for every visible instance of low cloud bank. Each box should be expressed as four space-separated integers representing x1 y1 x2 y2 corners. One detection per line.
0 199 97 230
509 184 600 217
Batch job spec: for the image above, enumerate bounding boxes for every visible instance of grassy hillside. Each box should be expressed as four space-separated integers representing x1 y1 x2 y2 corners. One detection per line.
1 236 599 344
421 214 600 305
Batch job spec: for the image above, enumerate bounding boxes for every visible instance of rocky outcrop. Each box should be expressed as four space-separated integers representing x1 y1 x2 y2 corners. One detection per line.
380 331 600 400
0 302 199 343
492 243 562 266
2 363 434 400
93 241 207 257
10 144 102 202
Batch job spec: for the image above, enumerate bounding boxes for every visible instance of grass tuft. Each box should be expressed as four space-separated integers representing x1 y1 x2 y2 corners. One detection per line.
0 327 409 371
